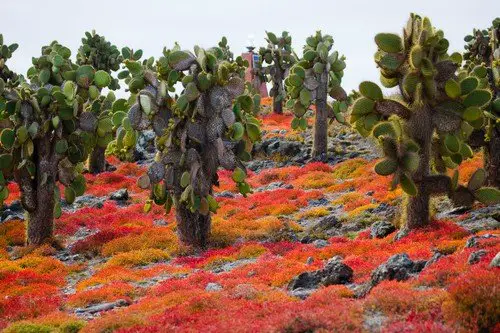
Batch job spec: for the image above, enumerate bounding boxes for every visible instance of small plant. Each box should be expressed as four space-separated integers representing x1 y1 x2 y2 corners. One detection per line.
349 14 500 232
124 40 261 248
0 39 115 245
257 31 295 114
461 18 500 187
285 31 348 158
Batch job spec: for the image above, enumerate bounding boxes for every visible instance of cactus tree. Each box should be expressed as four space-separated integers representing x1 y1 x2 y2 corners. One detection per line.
258 31 295 114
76 31 123 174
126 42 261 248
462 18 500 187
285 31 348 159
350 14 500 232
0 40 114 245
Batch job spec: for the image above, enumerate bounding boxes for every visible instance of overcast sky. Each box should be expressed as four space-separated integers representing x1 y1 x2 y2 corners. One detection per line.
3 0 499 93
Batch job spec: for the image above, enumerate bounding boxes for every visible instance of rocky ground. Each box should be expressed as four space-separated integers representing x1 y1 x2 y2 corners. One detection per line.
0 111 498 332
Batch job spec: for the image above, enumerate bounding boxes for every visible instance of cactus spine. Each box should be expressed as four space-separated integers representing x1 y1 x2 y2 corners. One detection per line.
285 31 348 159
350 14 500 233
258 31 295 114
127 40 261 248
462 18 500 187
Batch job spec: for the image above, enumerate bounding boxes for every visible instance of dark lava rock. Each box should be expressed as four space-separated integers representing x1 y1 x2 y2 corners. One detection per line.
214 191 236 198
468 250 487 265
254 181 293 192
109 189 129 201
300 214 341 243
288 256 353 292
254 137 302 157
424 252 445 268
134 130 156 162
370 221 396 239
75 299 130 315
456 204 500 233
371 253 422 286
465 234 496 248
1 200 24 222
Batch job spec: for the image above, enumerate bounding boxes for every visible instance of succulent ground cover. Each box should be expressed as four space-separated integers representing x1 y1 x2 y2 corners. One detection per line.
0 108 498 333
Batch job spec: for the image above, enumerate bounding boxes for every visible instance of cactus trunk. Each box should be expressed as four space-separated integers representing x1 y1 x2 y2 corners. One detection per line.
273 97 283 114
484 128 500 187
312 71 329 159
26 138 57 245
89 146 106 174
175 204 211 249
272 68 284 114
404 106 433 229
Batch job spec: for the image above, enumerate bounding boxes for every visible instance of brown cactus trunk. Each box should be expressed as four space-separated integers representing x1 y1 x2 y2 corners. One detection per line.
484 128 500 187
312 71 328 159
89 146 106 174
404 106 433 229
272 57 284 115
26 138 57 245
273 97 283 114
175 204 211 249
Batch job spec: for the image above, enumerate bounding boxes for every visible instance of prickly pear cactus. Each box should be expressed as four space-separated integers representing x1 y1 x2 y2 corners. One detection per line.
0 40 114 245
257 31 295 114
349 14 500 232
0 34 19 87
285 31 348 159
75 31 128 173
461 18 500 187
126 41 261 248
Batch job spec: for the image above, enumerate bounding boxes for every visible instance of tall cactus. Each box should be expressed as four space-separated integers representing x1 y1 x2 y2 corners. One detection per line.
462 18 500 187
0 40 111 245
257 31 295 114
285 31 348 159
76 31 124 174
349 14 500 232
126 41 261 248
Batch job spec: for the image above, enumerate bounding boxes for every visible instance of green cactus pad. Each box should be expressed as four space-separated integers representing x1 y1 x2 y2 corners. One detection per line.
444 134 460 153
402 152 419 173
467 169 486 191
462 106 482 122
374 158 398 175
351 98 375 116
444 79 460 99
400 172 417 196
359 81 383 101
1 129 15 150
75 65 95 88
460 77 479 95
372 122 396 138
375 33 403 53
474 187 500 205
64 186 76 204
462 90 491 108
94 70 111 88
409 45 423 68
232 167 246 183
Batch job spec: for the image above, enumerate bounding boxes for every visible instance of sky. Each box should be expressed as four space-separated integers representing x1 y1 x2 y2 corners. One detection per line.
3 0 500 93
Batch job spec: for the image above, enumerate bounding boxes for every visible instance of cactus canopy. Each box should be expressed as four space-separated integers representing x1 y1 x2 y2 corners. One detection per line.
122 39 261 247
349 13 500 231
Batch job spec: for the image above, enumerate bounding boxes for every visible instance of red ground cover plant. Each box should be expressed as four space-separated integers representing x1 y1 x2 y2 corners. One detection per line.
0 114 498 332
